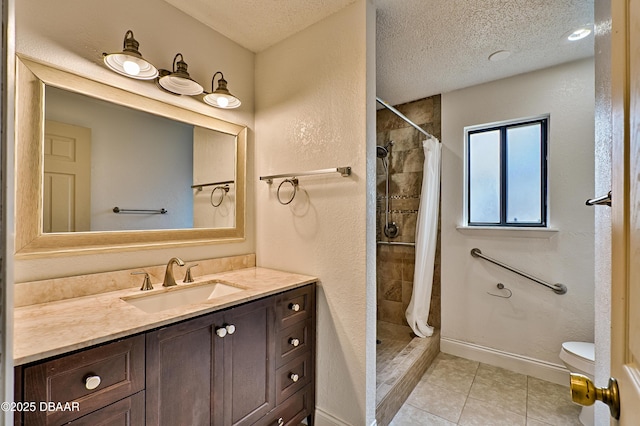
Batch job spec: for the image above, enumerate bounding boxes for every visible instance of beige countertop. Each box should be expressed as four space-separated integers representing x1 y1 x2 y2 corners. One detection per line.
14 267 317 365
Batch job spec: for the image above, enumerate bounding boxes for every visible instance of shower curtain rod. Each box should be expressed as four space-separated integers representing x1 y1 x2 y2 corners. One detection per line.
376 97 436 140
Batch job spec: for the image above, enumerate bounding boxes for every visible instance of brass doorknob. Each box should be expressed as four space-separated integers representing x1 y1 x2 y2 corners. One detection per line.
570 373 620 420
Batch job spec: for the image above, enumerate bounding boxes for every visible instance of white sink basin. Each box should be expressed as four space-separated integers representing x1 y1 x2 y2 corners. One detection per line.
122 282 245 314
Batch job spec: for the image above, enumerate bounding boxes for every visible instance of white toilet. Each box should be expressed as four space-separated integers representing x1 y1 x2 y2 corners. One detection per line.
559 341 595 426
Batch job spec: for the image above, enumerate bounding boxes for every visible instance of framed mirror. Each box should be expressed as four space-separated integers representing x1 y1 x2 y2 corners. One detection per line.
15 56 247 258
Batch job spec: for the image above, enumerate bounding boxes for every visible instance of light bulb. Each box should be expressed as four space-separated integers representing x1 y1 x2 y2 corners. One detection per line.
568 28 591 41
123 60 141 76
217 97 229 108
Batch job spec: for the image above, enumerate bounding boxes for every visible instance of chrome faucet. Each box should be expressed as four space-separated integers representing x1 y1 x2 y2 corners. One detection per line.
163 257 185 287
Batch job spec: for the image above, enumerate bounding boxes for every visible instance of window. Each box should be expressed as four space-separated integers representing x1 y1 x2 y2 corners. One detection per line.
465 116 548 227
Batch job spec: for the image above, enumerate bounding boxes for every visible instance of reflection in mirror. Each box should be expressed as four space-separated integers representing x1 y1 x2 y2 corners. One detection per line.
15 56 246 258
44 87 236 232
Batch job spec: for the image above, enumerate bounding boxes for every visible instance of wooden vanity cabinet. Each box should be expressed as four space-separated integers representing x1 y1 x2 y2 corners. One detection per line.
14 283 316 426
146 296 275 426
147 283 316 426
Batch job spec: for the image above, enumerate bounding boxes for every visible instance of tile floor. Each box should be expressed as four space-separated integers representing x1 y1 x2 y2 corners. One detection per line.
377 322 415 376
390 353 582 425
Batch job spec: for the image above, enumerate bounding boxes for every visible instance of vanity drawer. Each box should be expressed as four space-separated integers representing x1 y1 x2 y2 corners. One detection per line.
255 384 313 426
275 284 315 330
67 391 144 425
275 320 311 368
22 334 145 425
275 352 312 405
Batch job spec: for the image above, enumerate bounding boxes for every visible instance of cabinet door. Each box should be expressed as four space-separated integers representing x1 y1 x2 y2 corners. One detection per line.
216 297 276 426
146 313 222 426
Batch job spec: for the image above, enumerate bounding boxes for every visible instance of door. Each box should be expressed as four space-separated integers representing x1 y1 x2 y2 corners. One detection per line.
610 0 640 422
43 120 91 232
572 0 640 422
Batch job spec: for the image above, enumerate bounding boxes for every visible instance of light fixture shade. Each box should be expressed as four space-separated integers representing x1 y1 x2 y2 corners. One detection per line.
158 54 204 96
203 72 241 109
103 30 158 80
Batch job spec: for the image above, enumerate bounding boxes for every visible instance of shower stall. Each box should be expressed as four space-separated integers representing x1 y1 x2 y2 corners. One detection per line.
375 96 442 425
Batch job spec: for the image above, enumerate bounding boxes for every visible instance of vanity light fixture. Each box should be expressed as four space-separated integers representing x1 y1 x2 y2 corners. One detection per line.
157 53 204 96
103 30 158 80
103 33 241 108
203 72 242 109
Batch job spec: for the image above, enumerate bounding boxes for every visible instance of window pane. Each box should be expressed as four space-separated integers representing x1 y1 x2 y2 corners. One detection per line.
469 130 500 223
506 124 542 223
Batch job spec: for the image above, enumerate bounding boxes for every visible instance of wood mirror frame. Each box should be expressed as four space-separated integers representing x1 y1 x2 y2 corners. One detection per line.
15 56 247 259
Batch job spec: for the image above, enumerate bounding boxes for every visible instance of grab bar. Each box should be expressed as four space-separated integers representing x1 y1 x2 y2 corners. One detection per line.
377 241 415 247
470 248 567 295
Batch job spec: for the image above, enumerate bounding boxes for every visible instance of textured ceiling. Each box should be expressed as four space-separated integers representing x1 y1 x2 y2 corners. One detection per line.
164 0 594 106
163 0 357 53
375 0 594 105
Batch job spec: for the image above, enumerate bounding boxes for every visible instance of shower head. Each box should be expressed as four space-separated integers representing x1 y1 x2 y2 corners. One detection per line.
376 145 388 158
377 141 393 158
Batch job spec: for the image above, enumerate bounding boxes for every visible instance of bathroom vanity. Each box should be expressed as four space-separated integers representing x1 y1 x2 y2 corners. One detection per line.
13 266 316 426
11 55 317 425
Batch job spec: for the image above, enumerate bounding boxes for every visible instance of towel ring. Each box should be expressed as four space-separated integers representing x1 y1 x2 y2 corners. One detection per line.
210 185 229 207
277 178 298 205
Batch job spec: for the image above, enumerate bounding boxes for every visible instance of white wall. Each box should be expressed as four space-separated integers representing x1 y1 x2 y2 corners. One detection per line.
15 0 255 282
254 1 376 424
441 59 595 380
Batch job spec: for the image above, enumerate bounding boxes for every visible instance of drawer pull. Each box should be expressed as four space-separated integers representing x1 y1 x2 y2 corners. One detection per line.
289 373 299 382
289 338 300 347
216 327 227 338
277 418 284 426
84 374 101 390
226 324 236 335
289 303 300 312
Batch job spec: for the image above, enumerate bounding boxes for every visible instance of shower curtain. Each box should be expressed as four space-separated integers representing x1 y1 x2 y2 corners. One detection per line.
406 136 441 338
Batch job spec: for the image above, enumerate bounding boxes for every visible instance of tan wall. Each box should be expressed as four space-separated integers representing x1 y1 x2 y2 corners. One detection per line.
376 96 442 328
441 59 594 371
255 2 376 424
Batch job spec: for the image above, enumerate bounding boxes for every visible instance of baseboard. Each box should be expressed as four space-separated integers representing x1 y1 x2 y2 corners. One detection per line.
313 407 353 426
440 337 570 386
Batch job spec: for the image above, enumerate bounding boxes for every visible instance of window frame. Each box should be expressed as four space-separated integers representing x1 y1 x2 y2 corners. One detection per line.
464 115 549 228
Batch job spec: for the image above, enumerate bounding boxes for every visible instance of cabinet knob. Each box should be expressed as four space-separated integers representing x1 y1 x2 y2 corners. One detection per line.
226 324 236 335
84 375 101 390
289 338 300 347
289 303 300 312
289 373 299 382
216 327 227 338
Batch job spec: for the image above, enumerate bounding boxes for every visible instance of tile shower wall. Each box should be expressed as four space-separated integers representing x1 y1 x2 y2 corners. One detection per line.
376 96 441 328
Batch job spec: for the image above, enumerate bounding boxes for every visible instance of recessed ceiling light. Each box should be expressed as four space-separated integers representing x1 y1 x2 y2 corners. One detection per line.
568 27 592 41
488 50 511 62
